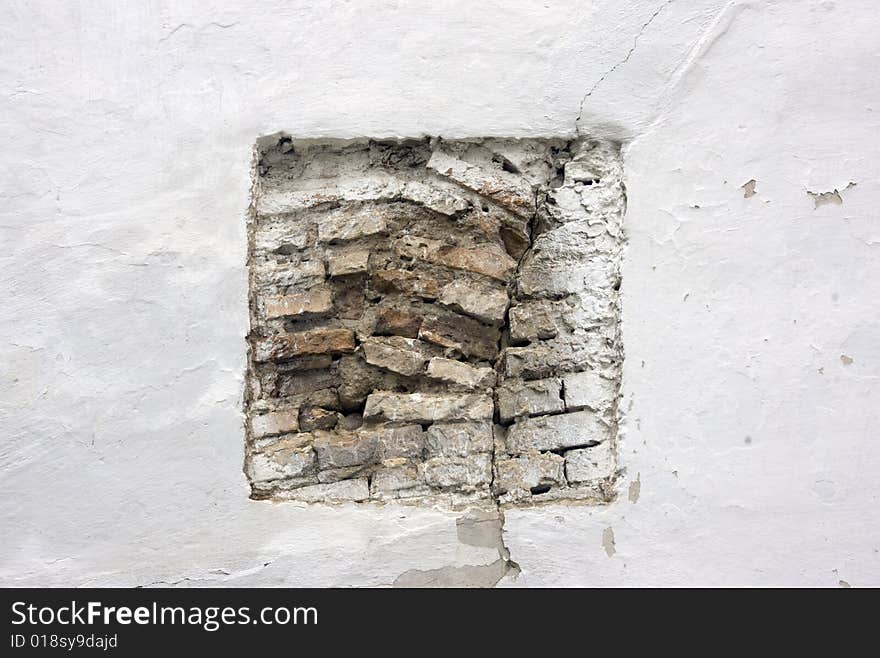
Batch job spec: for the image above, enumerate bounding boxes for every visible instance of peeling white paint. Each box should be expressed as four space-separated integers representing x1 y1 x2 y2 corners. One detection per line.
1 0 878 587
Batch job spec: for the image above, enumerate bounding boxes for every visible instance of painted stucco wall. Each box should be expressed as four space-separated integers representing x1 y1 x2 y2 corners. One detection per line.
1 0 877 586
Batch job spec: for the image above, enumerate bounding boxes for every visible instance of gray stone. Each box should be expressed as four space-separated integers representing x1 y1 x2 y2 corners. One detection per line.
361 336 428 377
427 148 535 219
494 452 565 493
370 458 425 496
425 422 494 458
374 424 426 460
247 441 316 484
421 454 492 489
250 406 299 438
280 478 370 502
312 430 378 469
496 378 563 422
438 279 509 325
505 410 609 453
426 357 495 390
563 370 616 411
509 299 571 342
363 392 493 424
317 206 388 243
564 443 615 484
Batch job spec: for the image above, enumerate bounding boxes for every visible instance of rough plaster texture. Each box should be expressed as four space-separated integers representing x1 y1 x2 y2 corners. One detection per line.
1 0 878 586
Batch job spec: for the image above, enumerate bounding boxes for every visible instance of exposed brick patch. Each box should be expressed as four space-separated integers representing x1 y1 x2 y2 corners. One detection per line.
245 136 625 508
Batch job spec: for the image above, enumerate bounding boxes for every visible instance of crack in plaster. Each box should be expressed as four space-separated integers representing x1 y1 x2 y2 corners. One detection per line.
575 0 676 134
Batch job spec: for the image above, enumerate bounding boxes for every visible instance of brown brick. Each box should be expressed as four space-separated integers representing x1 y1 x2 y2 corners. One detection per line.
371 269 442 300
257 328 355 360
374 307 422 338
418 314 499 360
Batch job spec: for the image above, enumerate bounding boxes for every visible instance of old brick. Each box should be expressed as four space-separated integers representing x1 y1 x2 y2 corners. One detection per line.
395 236 517 282
505 410 609 453
327 249 370 277
335 355 401 411
363 392 493 424
374 307 422 338
275 387 340 412
264 286 333 319
280 478 370 502
371 269 444 300
424 422 493 458
256 328 355 360
438 279 509 325
373 424 426 460
427 149 536 219
370 459 425 496
562 370 616 411
250 406 299 439
361 336 429 377
317 206 388 243
494 452 565 494
298 407 340 431
275 354 334 372
418 314 499 361
247 441 316 484
509 300 570 342
426 357 495 390
317 465 371 483
313 430 378 469
564 443 615 484
421 454 492 489
275 369 338 396
496 378 563 422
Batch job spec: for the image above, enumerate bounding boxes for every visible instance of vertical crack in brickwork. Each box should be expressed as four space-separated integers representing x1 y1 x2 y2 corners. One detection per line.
243 136 625 511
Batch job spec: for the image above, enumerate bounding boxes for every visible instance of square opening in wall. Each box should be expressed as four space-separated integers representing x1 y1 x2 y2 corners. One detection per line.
245 136 625 507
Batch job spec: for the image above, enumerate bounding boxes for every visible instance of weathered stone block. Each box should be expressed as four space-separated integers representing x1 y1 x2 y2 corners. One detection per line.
255 328 356 361
363 392 493 424
327 249 370 277
374 307 423 338
421 454 492 489
495 452 565 493
250 406 299 439
418 314 499 360
563 370 616 411
312 430 378 469
509 299 570 342
264 286 333 319
298 407 340 431
371 269 443 300
424 422 493 458
370 459 424 496
374 424 426 460
427 148 535 218
505 410 609 453
317 206 388 243
280 478 370 502
426 357 495 390
496 378 563 422
394 236 517 282
438 279 508 325
317 465 371 483
361 336 428 377
564 443 615 484
247 441 316 484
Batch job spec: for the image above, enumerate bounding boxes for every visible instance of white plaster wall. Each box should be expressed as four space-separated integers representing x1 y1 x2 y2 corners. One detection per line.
1 0 877 586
